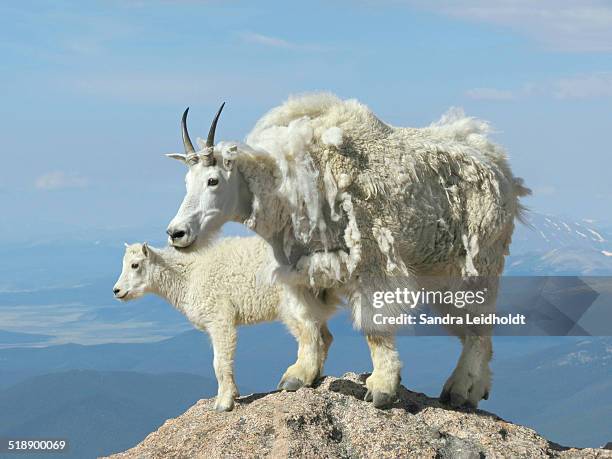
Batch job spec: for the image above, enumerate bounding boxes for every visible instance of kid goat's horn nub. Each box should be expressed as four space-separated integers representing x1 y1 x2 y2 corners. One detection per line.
206 102 226 150
181 107 196 154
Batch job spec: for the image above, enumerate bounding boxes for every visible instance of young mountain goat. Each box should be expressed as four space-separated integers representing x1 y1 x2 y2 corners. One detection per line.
112 236 336 411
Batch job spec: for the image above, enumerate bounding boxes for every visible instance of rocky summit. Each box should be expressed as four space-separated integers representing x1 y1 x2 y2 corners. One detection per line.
106 373 611 459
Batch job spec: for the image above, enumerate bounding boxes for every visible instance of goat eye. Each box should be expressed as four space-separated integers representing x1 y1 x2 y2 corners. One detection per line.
207 178 219 186
131 263 139 269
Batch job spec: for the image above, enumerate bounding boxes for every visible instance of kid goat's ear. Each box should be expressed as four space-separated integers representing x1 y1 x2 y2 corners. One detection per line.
165 153 187 163
142 242 149 257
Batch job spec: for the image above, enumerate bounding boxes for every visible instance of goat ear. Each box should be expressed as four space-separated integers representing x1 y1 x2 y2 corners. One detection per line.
165 153 187 163
124 242 129 248
222 145 238 171
142 242 149 257
222 158 235 171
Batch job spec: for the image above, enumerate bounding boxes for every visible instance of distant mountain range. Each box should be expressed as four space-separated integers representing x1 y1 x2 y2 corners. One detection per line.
508 212 612 275
0 330 51 347
0 370 216 459
0 323 295 391
483 337 612 447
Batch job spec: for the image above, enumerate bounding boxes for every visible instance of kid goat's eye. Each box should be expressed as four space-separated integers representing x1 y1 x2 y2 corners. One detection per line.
131 263 139 269
207 178 219 186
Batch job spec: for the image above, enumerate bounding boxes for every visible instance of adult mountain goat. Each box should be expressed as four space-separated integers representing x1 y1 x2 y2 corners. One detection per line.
113 237 336 411
165 93 530 409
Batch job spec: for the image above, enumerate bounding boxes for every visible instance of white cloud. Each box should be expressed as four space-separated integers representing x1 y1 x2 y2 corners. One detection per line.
465 87 515 101
35 171 89 190
240 32 324 51
242 32 297 49
554 73 612 99
406 0 612 52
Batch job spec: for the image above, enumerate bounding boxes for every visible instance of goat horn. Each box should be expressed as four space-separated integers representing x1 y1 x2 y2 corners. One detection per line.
181 107 195 154
206 102 226 151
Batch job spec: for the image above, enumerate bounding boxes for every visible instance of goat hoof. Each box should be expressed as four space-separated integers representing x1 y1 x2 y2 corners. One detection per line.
364 389 373 402
372 391 394 409
483 390 489 400
440 388 468 408
450 391 477 409
278 377 304 392
214 401 234 412
450 392 469 408
440 388 479 409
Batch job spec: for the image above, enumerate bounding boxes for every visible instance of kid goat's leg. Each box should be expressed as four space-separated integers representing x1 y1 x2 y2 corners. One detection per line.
209 321 239 412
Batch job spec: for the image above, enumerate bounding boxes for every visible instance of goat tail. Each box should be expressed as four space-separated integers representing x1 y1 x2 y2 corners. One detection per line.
513 177 532 226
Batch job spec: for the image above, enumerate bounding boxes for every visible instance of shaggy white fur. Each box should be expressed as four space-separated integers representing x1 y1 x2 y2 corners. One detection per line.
113 236 336 412
238 94 527 407
167 92 530 409
321 126 343 147
231 94 529 305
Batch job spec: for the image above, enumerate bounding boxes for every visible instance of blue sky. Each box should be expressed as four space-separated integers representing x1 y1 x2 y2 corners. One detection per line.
1 0 611 243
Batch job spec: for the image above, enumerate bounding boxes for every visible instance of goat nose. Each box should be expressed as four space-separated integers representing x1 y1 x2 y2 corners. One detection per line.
169 230 186 239
113 288 120 295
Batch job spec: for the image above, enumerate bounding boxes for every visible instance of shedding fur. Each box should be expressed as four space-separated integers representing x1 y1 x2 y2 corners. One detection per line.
373 220 410 276
323 162 340 222
239 93 529 289
166 92 530 409
228 93 529 407
245 117 326 246
322 126 344 147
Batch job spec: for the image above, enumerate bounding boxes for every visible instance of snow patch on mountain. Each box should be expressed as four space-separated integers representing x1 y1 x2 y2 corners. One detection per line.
507 213 612 275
